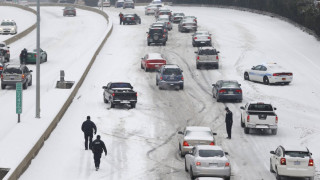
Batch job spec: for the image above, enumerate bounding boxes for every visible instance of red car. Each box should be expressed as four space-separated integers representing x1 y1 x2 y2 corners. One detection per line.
141 53 167 72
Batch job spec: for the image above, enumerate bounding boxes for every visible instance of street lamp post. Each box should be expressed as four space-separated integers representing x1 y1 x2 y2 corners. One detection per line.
36 0 40 118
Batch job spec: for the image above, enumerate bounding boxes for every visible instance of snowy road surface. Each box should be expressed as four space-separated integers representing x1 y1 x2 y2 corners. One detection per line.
0 6 35 42
19 6 320 180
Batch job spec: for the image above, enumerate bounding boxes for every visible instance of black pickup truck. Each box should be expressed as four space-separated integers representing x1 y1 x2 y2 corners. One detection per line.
102 82 137 108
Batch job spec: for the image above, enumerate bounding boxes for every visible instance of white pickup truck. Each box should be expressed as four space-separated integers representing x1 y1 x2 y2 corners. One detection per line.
240 102 278 135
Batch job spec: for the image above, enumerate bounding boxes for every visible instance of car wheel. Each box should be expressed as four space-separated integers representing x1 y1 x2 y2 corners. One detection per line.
139 20 141 24
263 76 270 85
244 127 250 134
147 42 151 46
192 43 195 47
244 72 250 80
110 102 115 108
216 64 219 69
271 129 277 135
144 66 148 72
185 159 188 172
28 78 32 86
1 84 5 89
45 55 47 62
190 167 195 179
241 115 245 127
23 82 28 89
225 177 230 180
163 41 166 46
156 80 158 86
309 177 314 180
270 159 275 173
141 63 143 69
196 64 200 69
130 103 136 108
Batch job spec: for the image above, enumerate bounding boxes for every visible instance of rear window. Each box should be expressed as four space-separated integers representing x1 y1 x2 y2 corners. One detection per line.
150 29 163 34
221 82 240 88
1 22 14 26
4 67 22 74
285 151 309 158
199 150 224 157
110 83 131 89
163 68 181 75
185 130 212 137
199 49 217 55
248 104 273 111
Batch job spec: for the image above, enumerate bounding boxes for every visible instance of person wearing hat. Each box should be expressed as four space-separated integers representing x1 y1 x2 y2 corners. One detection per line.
81 116 97 150
225 107 233 139
91 135 107 171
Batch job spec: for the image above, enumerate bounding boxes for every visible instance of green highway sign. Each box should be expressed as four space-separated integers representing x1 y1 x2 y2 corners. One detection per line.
16 82 22 114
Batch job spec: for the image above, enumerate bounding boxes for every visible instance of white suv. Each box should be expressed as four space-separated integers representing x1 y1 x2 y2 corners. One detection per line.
0 20 17 35
270 145 315 180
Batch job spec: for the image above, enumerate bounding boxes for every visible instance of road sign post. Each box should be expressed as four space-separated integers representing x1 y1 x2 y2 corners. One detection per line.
16 82 22 123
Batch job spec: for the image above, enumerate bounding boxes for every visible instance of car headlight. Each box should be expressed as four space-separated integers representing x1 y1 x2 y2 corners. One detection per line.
11 28 15 30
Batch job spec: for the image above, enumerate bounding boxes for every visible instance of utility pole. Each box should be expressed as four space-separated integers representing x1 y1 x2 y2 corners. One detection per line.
36 0 40 118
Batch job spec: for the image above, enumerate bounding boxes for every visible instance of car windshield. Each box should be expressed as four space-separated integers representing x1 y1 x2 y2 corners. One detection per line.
110 83 131 89
199 150 224 157
185 130 211 137
4 67 22 74
248 104 273 111
199 49 217 55
163 68 181 75
285 151 309 158
1 22 14 26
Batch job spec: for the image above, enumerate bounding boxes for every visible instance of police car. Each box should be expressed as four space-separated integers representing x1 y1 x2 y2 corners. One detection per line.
0 20 17 35
244 63 293 85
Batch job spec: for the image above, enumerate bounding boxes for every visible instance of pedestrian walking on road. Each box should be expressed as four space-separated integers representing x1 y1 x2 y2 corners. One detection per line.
119 12 124 25
225 107 233 139
91 135 107 171
20 48 28 64
81 116 97 150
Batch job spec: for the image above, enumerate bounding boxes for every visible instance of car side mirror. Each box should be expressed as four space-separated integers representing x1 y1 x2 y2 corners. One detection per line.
194 51 197 53
225 152 229 155
251 66 255 70
212 132 217 135
240 106 245 110
102 86 107 89
212 84 215 87
178 131 183 135
274 107 277 110
217 51 220 53
239 84 241 86
29 70 33 72
270 151 275 154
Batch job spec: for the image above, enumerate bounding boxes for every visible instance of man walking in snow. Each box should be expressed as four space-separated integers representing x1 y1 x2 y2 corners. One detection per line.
91 135 107 171
225 107 233 139
81 116 97 150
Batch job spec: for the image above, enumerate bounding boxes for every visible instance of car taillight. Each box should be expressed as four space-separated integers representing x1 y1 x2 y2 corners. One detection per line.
0 67 3 70
216 56 219 60
280 158 286 165
183 141 189 146
194 37 197 40
164 29 167 32
219 89 226 93
168 22 170 25
163 34 165 38
181 76 184 80
273 73 279 76
160 76 163 80
112 93 115 96
136 93 138 97
209 142 214 145
196 162 201 166
236 89 242 93
247 115 250 122
34 54 37 57
1 74 3 79
309 159 314 166
288 73 293 76
131 17 135 20
197 56 199 60
225 162 230 167
275 116 278 123
21 74 25 79
208 37 211 39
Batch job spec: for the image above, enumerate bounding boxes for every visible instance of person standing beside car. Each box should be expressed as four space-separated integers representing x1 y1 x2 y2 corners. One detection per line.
119 12 124 25
81 116 97 150
20 48 28 64
225 107 233 139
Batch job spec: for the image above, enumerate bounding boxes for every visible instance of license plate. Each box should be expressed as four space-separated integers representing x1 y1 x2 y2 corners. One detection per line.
170 84 174 86
294 161 300 165
200 41 205 43
209 163 218 166
155 65 159 67
228 91 234 94
282 78 286 80
121 100 129 103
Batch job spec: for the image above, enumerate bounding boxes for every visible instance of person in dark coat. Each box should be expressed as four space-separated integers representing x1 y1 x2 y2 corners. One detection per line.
20 48 28 64
81 116 97 150
91 135 107 171
119 12 124 25
225 107 233 139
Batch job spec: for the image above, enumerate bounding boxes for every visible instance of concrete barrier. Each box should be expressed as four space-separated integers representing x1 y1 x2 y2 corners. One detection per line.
0 3 37 45
3 4 113 180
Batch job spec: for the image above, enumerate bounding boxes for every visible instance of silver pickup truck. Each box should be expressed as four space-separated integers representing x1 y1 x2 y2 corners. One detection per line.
240 102 278 135
195 47 220 69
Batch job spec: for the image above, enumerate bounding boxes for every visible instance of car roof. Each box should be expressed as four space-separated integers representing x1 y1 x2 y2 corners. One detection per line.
219 80 239 83
186 126 211 131
5 64 23 68
159 15 169 18
195 31 209 34
147 53 163 60
247 102 273 105
163 64 180 69
199 47 215 50
196 145 223 151
281 145 309 152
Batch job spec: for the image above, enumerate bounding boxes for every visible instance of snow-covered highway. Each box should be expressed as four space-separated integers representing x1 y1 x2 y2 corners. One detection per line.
3 4 320 180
